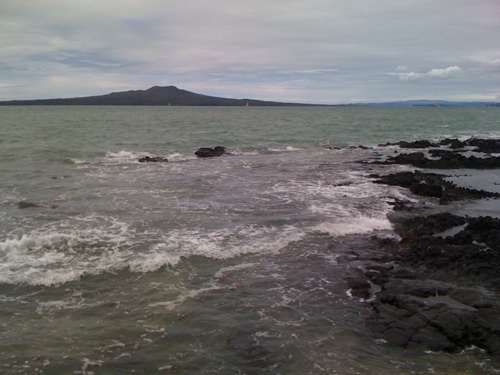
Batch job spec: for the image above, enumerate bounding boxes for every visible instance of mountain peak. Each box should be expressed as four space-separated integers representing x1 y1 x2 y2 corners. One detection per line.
146 85 180 92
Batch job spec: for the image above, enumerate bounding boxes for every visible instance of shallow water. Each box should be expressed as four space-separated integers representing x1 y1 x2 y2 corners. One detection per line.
0 106 499 373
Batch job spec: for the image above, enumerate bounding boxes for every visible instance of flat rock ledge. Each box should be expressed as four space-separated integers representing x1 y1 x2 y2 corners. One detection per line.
359 214 500 355
355 138 500 355
371 170 500 204
374 137 500 169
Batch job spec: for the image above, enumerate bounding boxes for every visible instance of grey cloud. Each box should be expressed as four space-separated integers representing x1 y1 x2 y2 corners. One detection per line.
389 66 465 81
0 0 499 102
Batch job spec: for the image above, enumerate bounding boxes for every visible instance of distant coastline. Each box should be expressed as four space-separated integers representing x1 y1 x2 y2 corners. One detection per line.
0 85 498 107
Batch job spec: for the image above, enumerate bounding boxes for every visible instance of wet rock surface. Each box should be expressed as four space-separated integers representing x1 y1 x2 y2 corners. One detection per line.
195 146 227 158
357 138 500 355
380 138 500 153
363 215 500 355
138 156 168 163
376 137 500 169
371 170 500 203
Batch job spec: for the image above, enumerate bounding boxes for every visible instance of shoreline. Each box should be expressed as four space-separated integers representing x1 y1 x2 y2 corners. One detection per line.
352 138 500 355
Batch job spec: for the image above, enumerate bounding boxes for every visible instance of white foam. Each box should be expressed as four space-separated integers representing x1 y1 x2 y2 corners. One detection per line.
153 224 306 262
214 263 258 279
105 150 143 163
313 217 392 237
0 213 307 286
148 284 221 310
128 244 181 273
267 145 303 152
70 158 89 165
166 152 196 162
0 216 133 286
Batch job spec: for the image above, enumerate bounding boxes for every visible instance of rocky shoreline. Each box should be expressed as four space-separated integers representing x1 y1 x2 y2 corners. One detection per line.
351 138 500 355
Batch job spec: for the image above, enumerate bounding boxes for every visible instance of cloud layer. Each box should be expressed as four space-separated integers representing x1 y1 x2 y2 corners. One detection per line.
1 0 499 103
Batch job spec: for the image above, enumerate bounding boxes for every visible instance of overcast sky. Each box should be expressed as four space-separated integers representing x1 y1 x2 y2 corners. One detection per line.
1 1 499 103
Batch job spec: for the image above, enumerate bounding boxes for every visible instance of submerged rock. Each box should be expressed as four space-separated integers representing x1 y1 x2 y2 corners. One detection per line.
138 156 168 163
17 201 58 209
195 146 227 158
17 201 41 209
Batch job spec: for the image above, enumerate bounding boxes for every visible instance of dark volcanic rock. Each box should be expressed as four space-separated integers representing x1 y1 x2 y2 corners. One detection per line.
17 201 41 209
373 170 500 203
395 212 467 239
386 151 500 169
438 138 466 149
138 156 168 163
363 211 500 354
368 277 500 354
195 146 227 158
467 138 500 153
379 140 437 148
361 138 500 354
346 269 372 299
380 138 500 154
398 140 435 149
376 138 500 169
17 201 58 209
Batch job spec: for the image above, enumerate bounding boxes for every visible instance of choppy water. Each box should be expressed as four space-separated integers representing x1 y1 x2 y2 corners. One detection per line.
0 106 499 374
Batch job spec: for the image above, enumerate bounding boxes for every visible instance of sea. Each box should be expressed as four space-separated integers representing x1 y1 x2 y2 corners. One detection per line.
0 106 499 374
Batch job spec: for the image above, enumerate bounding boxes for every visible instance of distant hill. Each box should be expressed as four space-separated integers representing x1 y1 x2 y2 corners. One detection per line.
1 86 498 107
0 86 312 106
364 100 500 108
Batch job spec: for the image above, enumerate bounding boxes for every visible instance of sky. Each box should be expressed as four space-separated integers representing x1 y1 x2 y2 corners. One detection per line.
1 1 499 104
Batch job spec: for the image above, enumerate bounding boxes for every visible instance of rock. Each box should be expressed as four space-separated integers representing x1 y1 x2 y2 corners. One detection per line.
466 138 500 153
410 327 456 352
138 156 168 162
439 138 466 149
398 140 435 149
362 138 500 354
410 182 443 198
17 201 57 209
18 201 41 209
386 151 500 169
195 146 227 158
345 267 373 299
373 170 500 203
394 212 467 239
374 138 500 169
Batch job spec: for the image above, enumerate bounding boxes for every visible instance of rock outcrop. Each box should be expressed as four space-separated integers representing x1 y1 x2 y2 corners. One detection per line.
195 146 227 158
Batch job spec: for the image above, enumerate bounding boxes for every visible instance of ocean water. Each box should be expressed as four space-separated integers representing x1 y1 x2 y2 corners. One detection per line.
0 106 499 374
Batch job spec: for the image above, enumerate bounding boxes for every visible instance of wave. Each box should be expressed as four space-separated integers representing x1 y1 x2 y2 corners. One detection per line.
1 209 393 287
0 212 308 286
0 215 132 286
